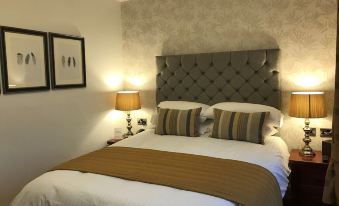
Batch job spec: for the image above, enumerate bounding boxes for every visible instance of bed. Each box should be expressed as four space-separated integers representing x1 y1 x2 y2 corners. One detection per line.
11 49 289 206
11 130 290 206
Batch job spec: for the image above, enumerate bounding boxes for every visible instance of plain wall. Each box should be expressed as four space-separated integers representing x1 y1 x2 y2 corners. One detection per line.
121 0 337 150
0 0 124 205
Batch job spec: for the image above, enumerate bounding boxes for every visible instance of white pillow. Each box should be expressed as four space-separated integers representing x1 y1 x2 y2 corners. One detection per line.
158 101 210 112
199 119 214 135
202 102 283 128
150 114 158 129
263 125 279 137
158 101 210 122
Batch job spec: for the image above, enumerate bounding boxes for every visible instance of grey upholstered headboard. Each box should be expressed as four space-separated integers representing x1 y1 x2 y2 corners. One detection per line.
156 49 281 109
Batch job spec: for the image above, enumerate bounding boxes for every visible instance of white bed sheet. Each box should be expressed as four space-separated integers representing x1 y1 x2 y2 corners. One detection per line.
11 130 290 206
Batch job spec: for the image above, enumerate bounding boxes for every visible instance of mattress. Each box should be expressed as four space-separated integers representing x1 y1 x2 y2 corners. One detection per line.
11 130 290 206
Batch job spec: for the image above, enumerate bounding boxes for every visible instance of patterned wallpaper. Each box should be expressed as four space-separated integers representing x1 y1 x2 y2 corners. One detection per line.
121 0 337 150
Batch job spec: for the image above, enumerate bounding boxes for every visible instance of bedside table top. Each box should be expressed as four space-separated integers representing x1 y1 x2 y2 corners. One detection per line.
289 149 326 165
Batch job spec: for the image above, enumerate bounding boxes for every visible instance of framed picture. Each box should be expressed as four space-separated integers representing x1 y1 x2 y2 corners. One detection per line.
49 33 86 89
0 26 50 94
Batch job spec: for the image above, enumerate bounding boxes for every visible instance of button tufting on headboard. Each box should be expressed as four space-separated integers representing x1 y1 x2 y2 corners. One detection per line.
156 49 281 109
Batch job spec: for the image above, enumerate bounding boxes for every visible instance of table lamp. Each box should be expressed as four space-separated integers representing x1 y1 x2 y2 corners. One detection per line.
115 91 141 138
289 92 327 156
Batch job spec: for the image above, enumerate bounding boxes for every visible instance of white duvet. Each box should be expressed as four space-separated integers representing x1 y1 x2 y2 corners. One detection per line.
11 130 290 206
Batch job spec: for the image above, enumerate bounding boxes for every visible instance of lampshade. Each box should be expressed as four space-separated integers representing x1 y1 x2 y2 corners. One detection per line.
115 91 141 111
289 92 327 118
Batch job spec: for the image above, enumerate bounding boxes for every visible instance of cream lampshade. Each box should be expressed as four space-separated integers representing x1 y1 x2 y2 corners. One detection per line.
289 92 327 156
115 91 141 137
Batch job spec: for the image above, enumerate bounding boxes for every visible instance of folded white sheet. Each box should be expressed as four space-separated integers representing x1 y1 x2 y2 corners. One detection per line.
11 130 290 206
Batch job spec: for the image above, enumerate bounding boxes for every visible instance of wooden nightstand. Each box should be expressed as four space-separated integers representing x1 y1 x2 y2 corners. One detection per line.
287 149 328 206
107 137 125 146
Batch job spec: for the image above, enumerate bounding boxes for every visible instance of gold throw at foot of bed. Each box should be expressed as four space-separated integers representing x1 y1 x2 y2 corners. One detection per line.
52 146 282 206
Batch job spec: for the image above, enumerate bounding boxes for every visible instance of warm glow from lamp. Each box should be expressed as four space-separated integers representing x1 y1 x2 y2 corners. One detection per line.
290 69 327 88
295 75 322 87
107 110 125 122
105 75 124 89
127 76 145 87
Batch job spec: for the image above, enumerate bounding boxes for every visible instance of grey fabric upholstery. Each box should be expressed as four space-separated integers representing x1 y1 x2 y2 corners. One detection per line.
156 49 281 109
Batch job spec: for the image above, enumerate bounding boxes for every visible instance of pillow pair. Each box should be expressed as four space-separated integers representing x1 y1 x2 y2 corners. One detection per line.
156 101 283 128
155 101 280 144
156 107 269 144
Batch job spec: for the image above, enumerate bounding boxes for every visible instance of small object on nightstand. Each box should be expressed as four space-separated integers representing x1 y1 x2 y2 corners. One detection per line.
107 137 125 146
136 129 145 134
322 140 332 163
288 149 329 206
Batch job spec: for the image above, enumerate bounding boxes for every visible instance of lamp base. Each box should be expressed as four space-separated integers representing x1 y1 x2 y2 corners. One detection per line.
123 132 133 138
123 112 134 138
300 118 315 157
299 145 315 157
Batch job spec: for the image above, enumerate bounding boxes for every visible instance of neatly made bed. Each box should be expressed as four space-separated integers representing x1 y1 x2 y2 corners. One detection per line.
11 49 288 206
11 130 290 206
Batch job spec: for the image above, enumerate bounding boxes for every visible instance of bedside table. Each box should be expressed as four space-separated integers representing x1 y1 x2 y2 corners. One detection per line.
107 137 125 146
288 149 328 206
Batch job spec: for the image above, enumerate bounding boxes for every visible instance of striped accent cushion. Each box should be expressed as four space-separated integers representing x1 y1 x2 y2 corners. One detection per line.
155 108 202 137
211 109 270 144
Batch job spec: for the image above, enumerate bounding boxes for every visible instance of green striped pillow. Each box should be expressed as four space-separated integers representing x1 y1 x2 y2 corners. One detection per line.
155 108 202 137
211 109 270 144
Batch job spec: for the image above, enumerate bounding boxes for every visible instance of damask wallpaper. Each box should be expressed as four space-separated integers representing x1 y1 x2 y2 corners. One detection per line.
121 0 337 150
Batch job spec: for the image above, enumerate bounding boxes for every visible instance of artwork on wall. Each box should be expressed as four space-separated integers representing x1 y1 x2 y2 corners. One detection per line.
0 26 50 94
49 33 86 89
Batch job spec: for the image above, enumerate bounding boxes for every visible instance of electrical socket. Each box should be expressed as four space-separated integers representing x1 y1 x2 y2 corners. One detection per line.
309 128 316 137
320 128 333 138
137 118 147 126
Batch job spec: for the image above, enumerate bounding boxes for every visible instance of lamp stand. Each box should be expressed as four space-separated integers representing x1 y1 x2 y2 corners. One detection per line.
123 111 134 138
300 118 315 157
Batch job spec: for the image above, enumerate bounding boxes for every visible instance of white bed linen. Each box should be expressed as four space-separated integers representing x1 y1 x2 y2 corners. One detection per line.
11 130 290 206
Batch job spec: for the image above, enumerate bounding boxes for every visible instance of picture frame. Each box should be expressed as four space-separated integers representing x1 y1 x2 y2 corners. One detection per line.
49 33 86 89
0 26 50 94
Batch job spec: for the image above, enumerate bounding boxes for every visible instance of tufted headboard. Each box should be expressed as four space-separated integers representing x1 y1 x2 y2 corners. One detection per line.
156 49 281 109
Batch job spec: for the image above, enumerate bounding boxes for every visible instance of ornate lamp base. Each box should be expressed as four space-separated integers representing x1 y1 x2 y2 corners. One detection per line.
300 118 315 157
300 145 315 157
123 111 134 138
